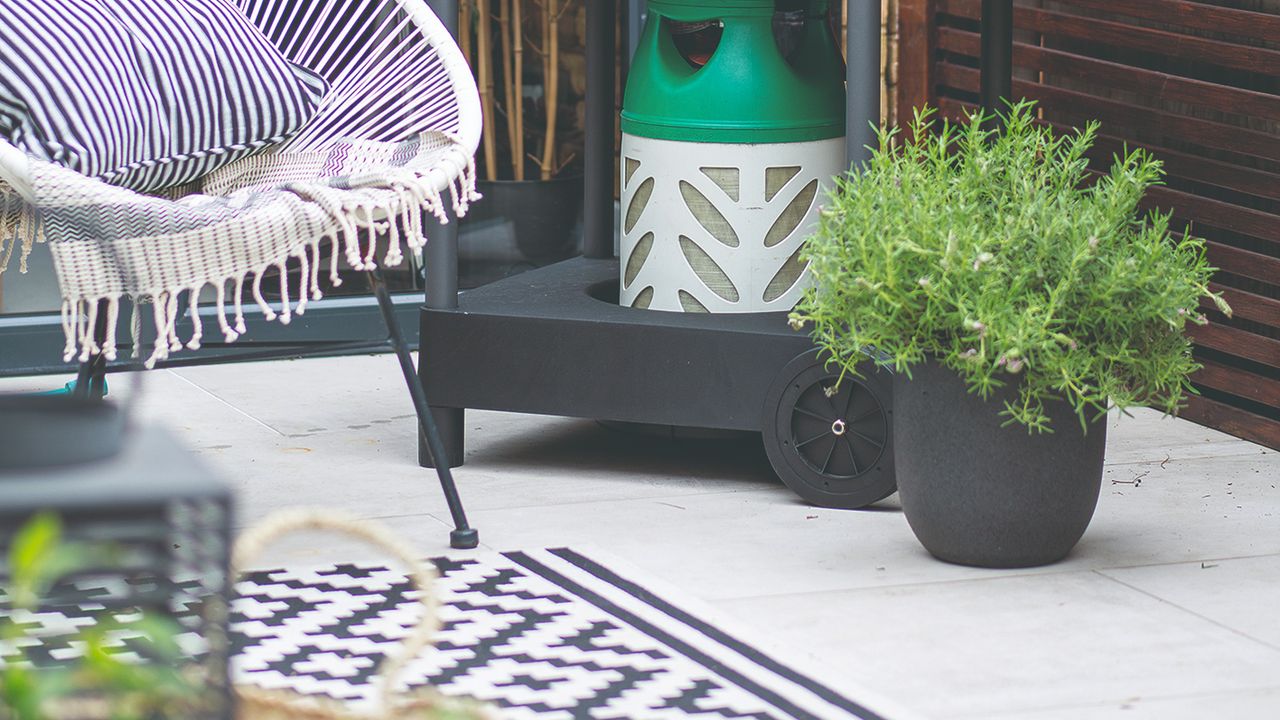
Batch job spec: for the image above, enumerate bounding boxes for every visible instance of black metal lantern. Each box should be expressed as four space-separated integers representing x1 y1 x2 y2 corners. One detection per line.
0 420 234 719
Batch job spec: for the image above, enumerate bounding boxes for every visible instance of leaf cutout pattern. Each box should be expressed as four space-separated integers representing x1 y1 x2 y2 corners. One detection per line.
624 232 654 289
765 166 801 202
631 286 655 309
700 167 740 202
764 179 819 248
678 289 709 313
679 181 739 247
624 157 641 186
764 244 810 303
625 177 654 234
679 236 739 302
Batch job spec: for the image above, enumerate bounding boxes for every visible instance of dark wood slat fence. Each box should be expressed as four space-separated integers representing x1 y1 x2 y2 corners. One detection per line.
897 0 1280 449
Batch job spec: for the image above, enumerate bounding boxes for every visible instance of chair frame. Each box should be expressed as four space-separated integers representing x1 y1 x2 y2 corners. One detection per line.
2 0 483 550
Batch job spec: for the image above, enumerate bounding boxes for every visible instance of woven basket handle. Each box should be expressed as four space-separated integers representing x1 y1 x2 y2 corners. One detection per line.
231 509 440 714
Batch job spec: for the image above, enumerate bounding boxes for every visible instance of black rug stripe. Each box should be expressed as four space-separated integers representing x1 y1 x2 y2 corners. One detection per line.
550 547 887 720
506 550 831 720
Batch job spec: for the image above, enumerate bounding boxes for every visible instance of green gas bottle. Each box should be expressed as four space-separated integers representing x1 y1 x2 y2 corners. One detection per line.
619 0 847 313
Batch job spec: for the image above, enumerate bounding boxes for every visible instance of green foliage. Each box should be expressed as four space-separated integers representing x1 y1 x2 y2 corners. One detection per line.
791 101 1229 431
1 513 205 720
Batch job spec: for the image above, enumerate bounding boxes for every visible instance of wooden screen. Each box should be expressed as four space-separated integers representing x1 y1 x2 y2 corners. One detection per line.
897 0 1280 449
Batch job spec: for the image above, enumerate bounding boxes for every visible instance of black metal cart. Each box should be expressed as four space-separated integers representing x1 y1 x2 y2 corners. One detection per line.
417 0 1014 509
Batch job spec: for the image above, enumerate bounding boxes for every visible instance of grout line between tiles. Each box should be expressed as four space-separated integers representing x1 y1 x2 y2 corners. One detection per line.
164 369 286 437
1093 569 1280 653
705 549 1280 604
1082 550 1280 573
1103 448 1275 467
955 682 1280 719
357 486 812 517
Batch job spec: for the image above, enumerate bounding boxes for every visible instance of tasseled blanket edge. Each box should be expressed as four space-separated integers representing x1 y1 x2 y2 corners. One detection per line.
0 183 44 275
57 155 482 369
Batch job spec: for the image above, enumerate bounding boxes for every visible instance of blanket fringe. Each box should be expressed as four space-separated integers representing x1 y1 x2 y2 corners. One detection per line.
0 185 44 275
58 156 481 369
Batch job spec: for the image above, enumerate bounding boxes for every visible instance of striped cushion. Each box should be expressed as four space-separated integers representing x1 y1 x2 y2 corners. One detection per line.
0 0 328 193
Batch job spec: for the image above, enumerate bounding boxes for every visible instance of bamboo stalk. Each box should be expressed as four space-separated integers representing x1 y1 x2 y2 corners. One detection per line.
498 0 517 175
476 0 497 181
540 0 560 180
459 0 472 67
512 0 525 180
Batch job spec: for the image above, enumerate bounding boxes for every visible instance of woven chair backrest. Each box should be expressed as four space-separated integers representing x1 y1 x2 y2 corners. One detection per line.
235 0 482 154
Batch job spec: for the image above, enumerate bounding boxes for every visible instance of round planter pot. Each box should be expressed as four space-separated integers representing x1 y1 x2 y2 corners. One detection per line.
0 395 125 470
469 176 584 261
893 358 1106 568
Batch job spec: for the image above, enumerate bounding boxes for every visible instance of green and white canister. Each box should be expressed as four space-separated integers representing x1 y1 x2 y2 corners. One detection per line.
620 0 846 312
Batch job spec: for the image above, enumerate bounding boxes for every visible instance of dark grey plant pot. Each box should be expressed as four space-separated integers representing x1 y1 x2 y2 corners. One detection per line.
471 175 585 263
893 358 1106 568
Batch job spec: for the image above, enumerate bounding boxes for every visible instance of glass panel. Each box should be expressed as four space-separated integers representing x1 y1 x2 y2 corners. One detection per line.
0 245 62 315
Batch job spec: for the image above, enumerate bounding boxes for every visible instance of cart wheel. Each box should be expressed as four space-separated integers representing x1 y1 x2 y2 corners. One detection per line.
763 349 895 509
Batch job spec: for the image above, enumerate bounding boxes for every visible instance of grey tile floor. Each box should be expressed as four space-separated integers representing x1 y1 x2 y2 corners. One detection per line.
4 354 1278 719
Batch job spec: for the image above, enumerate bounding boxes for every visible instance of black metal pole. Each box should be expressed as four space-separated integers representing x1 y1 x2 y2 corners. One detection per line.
425 0 461 313
422 0 465 469
371 267 478 550
846 0 880 170
583 0 617 259
979 0 1013 117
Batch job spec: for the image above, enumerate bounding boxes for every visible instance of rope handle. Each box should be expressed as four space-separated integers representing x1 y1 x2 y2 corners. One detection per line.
231 509 440 714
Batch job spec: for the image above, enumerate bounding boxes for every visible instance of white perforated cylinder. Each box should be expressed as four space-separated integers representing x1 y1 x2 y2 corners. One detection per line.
619 134 846 313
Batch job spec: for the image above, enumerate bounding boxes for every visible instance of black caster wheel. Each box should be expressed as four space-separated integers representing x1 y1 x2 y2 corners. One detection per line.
763 349 895 508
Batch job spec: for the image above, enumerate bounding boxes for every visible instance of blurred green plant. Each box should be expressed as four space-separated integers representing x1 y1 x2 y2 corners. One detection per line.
792 101 1230 432
1 513 206 720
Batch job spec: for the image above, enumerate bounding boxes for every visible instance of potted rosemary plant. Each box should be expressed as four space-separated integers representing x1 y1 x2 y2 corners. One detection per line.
791 102 1229 568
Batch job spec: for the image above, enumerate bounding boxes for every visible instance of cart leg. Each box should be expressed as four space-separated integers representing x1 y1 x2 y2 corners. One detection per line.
420 406 464 470
583 0 616 259
420 205 466 470
420 0 467 472
369 267 479 550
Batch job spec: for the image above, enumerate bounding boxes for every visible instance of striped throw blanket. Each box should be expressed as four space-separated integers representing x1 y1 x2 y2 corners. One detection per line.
0 130 478 368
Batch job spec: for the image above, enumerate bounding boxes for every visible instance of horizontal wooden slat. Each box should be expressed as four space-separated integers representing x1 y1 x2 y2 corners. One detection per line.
1087 135 1280 205
1205 284 1280 331
1181 394 1280 450
935 29 1280 121
1202 242 1280 288
1144 186 1280 247
1039 0 1280 46
1188 322 1280 369
938 0 1280 75
1193 359 1280 409
936 64 1280 162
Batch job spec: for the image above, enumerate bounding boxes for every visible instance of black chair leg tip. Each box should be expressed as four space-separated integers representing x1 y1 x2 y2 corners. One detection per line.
450 528 480 550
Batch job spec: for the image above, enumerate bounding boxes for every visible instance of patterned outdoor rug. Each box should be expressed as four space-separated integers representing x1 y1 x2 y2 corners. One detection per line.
235 548 894 719
5 548 904 719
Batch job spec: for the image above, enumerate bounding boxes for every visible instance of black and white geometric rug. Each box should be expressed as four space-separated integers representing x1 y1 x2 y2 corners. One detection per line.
4 548 904 719
234 548 894 719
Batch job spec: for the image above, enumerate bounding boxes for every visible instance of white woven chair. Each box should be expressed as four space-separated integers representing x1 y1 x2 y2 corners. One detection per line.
0 0 483 549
